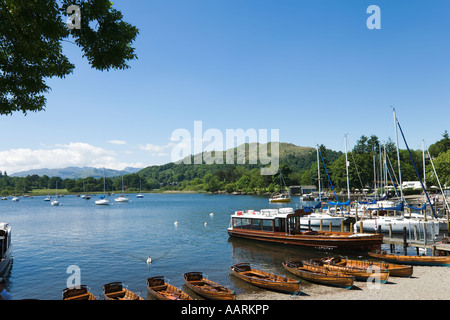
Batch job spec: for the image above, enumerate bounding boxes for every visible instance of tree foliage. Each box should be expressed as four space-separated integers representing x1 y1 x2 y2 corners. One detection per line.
0 0 139 115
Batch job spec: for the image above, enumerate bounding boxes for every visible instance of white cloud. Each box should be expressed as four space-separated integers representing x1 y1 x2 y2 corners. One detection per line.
0 142 144 174
108 140 127 145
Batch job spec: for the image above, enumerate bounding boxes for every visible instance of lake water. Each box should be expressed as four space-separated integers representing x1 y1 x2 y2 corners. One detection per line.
1 193 334 300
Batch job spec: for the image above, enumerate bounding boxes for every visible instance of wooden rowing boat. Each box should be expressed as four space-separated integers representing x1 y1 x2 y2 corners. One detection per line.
282 260 354 289
326 256 413 277
230 263 301 294
62 285 96 300
146 276 193 300
367 251 450 267
103 282 144 300
183 272 235 300
304 259 390 283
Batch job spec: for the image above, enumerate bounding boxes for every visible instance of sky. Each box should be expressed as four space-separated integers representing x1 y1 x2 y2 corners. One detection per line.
1 0 449 174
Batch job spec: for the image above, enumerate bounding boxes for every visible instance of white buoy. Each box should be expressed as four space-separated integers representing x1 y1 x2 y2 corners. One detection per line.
174 221 178 226
204 222 207 226
209 212 214 216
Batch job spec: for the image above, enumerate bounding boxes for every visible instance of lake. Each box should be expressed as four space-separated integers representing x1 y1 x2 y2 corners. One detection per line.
1 193 333 300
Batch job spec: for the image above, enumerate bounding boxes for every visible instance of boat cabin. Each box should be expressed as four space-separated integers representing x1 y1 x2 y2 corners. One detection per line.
229 208 306 235
0 222 12 275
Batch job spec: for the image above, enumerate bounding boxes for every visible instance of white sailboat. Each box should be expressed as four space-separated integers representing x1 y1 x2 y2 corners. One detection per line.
114 175 129 203
95 168 110 206
136 179 144 198
51 182 60 206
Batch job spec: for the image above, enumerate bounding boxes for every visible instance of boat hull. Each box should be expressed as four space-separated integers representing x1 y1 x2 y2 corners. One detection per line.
147 276 192 300
367 252 450 267
282 261 354 289
227 228 383 252
183 272 235 300
304 259 390 283
331 257 413 277
230 263 301 294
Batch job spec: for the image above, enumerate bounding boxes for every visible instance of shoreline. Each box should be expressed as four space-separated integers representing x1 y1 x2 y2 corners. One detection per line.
236 265 450 300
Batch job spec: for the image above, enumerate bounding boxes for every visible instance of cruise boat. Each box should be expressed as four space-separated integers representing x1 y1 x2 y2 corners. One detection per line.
0 222 12 276
227 208 383 251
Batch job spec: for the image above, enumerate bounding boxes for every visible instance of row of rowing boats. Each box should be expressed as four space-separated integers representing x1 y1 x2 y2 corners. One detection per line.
62 255 416 300
62 273 236 301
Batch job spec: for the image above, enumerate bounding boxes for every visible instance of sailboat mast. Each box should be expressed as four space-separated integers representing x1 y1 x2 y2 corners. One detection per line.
393 108 404 202
344 134 350 201
316 147 321 202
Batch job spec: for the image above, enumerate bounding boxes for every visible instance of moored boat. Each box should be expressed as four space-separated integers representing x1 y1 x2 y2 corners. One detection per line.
62 285 96 300
230 263 301 294
146 276 193 300
183 272 235 300
326 256 413 277
269 193 291 203
304 259 390 283
103 282 144 300
0 222 12 276
282 260 354 289
367 251 450 267
227 208 383 251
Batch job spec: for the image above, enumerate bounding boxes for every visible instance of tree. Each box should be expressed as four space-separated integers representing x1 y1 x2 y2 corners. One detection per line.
0 0 139 115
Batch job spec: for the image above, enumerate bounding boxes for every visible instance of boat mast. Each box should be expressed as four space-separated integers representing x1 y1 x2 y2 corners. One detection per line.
393 108 404 202
316 146 322 202
344 134 350 201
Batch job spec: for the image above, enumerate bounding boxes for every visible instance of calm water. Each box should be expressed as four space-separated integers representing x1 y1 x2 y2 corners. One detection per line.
1 193 331 300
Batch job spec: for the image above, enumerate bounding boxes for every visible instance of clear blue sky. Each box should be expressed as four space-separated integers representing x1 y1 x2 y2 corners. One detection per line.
1 0 449 174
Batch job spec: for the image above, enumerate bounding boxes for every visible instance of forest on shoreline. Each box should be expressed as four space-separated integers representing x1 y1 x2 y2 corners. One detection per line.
1 132 449 197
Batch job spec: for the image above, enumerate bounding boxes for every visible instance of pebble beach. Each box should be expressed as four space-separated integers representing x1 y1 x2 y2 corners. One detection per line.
237 265 450 300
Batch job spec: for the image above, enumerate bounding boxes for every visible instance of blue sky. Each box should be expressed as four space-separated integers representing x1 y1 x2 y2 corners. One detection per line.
1 0 449 174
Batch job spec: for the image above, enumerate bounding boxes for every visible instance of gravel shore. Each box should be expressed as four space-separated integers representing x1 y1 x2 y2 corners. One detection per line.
237 265 450 300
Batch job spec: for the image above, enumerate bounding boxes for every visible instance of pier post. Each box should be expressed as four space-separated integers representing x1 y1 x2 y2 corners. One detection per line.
360 221 363 233
341 220 344 232
320 219 323 231
389 224 392 239
329 221 332 231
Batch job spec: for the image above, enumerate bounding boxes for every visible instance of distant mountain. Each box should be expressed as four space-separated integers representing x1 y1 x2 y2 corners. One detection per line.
11 166 142 179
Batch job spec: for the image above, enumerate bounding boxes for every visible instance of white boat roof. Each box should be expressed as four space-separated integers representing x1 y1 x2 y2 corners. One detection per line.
0 222 9 231
231 207 295 219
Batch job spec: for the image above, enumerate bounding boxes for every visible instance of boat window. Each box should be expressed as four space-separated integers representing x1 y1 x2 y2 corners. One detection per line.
274 218 285 232
232 218 241 229
262 219 273 232
241 219 251 230
251 219 261 230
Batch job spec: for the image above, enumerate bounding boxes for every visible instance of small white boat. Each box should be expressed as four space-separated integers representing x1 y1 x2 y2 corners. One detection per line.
51 200 60 206
114 175 129 202
136 194 144 198
269 193 291 203
11 197 19 202
114 195 129 203
95 198 110 206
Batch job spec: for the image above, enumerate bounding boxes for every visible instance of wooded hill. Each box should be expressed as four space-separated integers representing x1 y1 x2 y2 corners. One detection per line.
1 133 449 195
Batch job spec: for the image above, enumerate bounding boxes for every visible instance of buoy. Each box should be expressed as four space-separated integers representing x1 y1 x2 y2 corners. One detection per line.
174 221 178 226
204 222 207 226
209 212 214 216
146 255 152 265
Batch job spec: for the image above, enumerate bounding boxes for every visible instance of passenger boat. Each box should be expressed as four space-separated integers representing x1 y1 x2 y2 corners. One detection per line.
183 272 235 300
326 256 413 277
62 285 96 300
227 208 383 251
103 282 144 300
230 263 301 294
146 276 193 300
282 260 354 289
304 259 390 283
367 251 450 267
269 193 291 203
0 223 12 276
